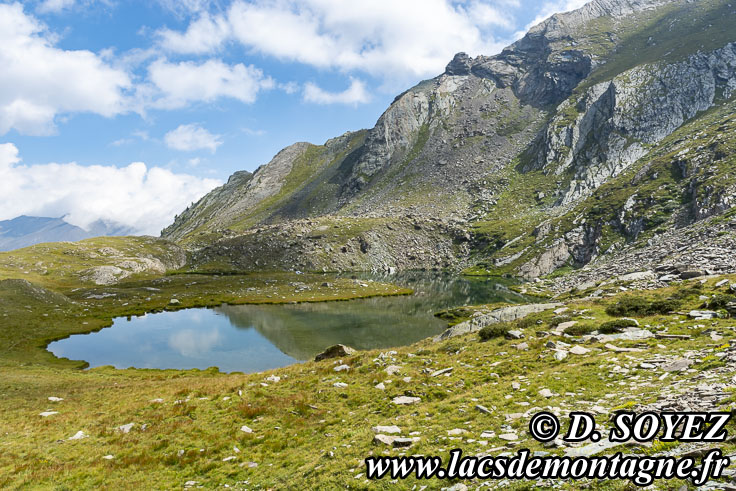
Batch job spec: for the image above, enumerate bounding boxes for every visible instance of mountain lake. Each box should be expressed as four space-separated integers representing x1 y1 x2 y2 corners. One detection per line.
48 273 530 373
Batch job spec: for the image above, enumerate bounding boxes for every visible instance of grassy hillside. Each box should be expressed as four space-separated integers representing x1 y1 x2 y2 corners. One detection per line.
2 269 736 488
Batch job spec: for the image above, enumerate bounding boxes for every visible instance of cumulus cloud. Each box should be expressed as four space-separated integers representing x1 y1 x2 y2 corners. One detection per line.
147 58 274 109
0 142 220 235
303 78 370 105
157 0 514 87
0 3 131 135
165 123 223 153
157 12 231 54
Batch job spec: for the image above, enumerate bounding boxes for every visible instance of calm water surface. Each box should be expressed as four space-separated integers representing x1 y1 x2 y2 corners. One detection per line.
48 273 528 373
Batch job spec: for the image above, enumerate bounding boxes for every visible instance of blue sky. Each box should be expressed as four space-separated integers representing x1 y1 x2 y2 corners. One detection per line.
0 0 586 234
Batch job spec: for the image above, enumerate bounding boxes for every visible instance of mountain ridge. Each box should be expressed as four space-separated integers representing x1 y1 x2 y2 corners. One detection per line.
162 0 736 281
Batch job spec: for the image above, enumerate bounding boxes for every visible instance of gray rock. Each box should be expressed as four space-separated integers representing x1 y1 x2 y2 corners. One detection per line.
372 425 401 434
660 359 693 372
539 388 554 398
505 330 524 340
475 404 492 415
315 344 356 361
689 310 719 320
570 346 590 355
618 271 655 282
557 321 578 331
392 396 421 405
436 303 562 340
679 270 705 279
430 367 454 377
445 52 472 76
117 423 135 434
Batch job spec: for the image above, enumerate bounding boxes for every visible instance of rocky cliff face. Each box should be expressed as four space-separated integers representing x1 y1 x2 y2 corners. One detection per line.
541 42 736 206
164 0 736 279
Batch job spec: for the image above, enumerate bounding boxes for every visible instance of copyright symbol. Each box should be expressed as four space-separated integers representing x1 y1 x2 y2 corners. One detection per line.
529 412 560 442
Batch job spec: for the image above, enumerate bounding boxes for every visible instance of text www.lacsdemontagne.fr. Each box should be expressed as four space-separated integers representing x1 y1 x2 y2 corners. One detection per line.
365 449 730 486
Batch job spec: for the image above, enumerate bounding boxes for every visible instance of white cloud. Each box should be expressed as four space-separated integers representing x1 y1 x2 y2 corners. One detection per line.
147 58 274 109
0 3 131 135
165 123 223 153
464 2 513 28
278 81 300 95
157 13 231 54
37 0 77 14
0 142 220 235
303 78 370 105
158 0 513 87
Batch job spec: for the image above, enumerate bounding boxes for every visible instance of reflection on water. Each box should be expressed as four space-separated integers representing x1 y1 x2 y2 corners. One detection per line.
48 272 529 373
168 328 222 357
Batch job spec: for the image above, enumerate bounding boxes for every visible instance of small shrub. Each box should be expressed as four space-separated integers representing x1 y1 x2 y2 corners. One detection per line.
605 297 650 317
696 355 726 371
479 323 511 341
605 296 681 317
671 285 703 300
705 294 736 310
649 299 681 314
564 324 596 336
516 317 538 329
598 318 638 334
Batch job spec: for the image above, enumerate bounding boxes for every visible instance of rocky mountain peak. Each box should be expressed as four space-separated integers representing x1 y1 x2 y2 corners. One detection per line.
445 52 473 76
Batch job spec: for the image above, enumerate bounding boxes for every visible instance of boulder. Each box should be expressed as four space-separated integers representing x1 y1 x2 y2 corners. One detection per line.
679 270 704 279
554 350 568 361
430 367 453 377
726 302 736 316
435 303 563 340
618 271 655 282
372 425 401 434
570 346 590 355
315 344 356 361
660 359 693 372
689 310 719 320
392 396 421 405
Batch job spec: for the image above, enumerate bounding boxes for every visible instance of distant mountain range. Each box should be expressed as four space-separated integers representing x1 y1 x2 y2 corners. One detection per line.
0 216 133 251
